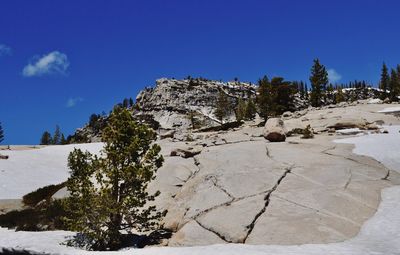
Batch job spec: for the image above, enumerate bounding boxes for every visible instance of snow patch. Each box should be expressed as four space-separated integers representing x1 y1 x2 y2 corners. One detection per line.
0 143 103 199
378 106 400 113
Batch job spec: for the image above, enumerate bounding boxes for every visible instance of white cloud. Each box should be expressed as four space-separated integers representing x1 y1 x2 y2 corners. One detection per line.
66 97 83 108
327 68 342 83
0 44 11 56
22 51 69 77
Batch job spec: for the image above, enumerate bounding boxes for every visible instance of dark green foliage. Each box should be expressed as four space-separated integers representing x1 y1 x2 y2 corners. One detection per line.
309 59 328 107
52 125 61 145
0 122 4 144
245 99 257 120
22 182 66 207
88 113 108 134
41 126 67 145
63 107 165 250
271 77 296 115
256 76 296 120
380 63 390 96
389 68 400 102
235 98 247 121
61 134 68 145
40 131 52 145
256 75 272 121
214 90 232 124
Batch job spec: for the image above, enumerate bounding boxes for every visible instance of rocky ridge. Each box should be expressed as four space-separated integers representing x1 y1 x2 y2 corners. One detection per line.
70 78 388 142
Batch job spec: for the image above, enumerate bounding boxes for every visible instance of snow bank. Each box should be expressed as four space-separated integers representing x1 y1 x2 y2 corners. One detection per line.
0 143 103 199
1 130 400 254
378 106 400 113
336 125 400 172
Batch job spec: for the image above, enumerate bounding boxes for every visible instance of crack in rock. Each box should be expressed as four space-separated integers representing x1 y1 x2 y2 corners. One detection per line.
265 145 273 159
242 165 293 243
322 145 391 180
273 195 360 227
344 168 353 189
194 219 231 243
382 169 390 181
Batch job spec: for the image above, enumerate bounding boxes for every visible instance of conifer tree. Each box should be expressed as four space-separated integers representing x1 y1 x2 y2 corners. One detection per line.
271 77 296 115
389 68 399 102
380 63 390 99
214 90 231 124
309 59 328 107
0 122 4 144
60 134 67 145
63 107 165 250
245 98 257 120
52 125 61 145
256 75 272 121
235 98 247 121
40 131 52 145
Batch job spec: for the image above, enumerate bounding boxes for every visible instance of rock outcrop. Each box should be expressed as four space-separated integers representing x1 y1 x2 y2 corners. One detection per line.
135 78 256 131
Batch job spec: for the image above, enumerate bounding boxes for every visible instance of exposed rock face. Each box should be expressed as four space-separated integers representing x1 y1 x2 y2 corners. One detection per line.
144 103 400 246
135 78 256 131
263 118 287 142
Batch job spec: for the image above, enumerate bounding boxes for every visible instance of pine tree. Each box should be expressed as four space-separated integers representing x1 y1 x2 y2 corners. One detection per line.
40 131 52 145
235 98 247 121
63 107 165 250
309 59 328 107
60 134 67 145
52 125 61 145
256 75 272 121
380 63 390 99
214 90 231 124
389 68 399 102
245 98 257 120
271 77 296 115
0 122 4 144
122 98 130 108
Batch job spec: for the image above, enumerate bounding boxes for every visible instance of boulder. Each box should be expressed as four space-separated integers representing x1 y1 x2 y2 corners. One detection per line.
0 154 9 160
263 118 286 142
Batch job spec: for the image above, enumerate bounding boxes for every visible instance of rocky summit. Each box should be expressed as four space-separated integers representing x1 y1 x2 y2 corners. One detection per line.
135 78 257 130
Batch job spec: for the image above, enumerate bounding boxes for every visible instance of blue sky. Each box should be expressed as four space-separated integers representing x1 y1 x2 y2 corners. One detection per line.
1 0 400 144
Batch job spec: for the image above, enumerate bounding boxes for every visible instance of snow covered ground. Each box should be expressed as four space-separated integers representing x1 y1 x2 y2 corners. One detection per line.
337 125 400 172
0 143 103 199
1 128 400 254
378 106 400 113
